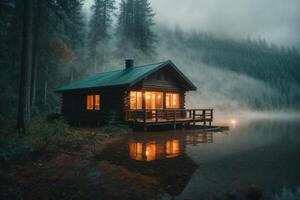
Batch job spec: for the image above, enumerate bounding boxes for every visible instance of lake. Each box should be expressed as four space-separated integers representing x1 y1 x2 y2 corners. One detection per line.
97 117 300 200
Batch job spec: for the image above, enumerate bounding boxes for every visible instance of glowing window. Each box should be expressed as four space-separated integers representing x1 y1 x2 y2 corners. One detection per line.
166 93 180 108
130 91 142 109
86 94 101 110
145 91 163 109
87 95 94 110
94 95 100 110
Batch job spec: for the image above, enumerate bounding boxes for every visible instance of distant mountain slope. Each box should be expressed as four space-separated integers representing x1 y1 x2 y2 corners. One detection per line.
156 29 300 110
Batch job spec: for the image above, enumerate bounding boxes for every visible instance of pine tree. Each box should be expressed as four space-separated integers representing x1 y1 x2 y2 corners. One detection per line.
88 0 116 72
117 0 135 54
133 0 156 55
63 0 85 81
116 0 156 58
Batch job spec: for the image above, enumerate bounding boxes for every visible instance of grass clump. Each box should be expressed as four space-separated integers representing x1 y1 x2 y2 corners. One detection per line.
0 118 85 163
0 133 34 163
100 123 130 136
29 118 85 151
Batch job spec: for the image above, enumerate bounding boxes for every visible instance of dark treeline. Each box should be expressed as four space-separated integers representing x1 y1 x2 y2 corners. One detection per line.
0 0 156 131
0 0 300 130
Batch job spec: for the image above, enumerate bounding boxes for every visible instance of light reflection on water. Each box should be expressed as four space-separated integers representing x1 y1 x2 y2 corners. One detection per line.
128 131 215 162
99 117 300 199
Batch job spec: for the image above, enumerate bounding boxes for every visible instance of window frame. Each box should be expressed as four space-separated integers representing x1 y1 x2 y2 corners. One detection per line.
86 94 101 111
130 91 143 110
165 92 180 109
144 91 164 110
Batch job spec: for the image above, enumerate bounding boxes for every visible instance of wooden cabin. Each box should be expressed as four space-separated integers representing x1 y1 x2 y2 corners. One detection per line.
56 59 213 129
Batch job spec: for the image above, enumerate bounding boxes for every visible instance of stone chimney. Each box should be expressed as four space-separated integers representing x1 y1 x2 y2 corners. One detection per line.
125 59 134 69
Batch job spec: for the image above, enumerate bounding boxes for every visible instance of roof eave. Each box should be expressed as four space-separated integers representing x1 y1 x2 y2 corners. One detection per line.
54 83 129 93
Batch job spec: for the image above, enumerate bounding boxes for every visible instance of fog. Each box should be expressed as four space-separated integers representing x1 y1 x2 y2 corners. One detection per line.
155 34 282 113
84 0 300 49
82 0 300 113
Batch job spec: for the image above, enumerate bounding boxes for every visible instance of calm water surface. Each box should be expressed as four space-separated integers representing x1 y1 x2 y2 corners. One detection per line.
99 117 300 199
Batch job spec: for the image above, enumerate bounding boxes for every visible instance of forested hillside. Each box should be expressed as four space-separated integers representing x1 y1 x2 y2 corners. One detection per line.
0 0 299 128
157 29 300 111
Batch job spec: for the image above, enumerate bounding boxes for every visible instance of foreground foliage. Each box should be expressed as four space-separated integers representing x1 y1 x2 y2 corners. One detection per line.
0 119 129 163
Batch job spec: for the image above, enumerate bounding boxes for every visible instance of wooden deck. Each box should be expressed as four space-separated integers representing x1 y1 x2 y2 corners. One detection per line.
125 109 213 130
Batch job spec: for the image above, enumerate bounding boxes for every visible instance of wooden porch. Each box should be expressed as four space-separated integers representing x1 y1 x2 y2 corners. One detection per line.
125 109 213 130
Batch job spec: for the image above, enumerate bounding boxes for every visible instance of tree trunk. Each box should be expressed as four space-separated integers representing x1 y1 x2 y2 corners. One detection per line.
31 60 37 107
31 0 42 108
44 64 48 107
17 0 33 134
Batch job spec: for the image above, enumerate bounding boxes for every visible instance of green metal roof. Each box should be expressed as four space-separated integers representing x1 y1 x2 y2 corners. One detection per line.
56 60 197 92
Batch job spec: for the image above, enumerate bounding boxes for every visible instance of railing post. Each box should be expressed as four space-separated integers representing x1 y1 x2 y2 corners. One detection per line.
166 109 168 120
155 109 158 122
173 109 176 129
193 109 195 126
210 109 213 127
143 109 147 131
203 110 206 127
173 109 176 122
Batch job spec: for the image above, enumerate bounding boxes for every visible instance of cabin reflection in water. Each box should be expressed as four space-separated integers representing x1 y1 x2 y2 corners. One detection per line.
186 132 213 145
129 132 213 162
98 131 218 197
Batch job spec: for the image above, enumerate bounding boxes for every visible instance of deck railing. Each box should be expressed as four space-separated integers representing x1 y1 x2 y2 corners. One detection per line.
125 109 213 124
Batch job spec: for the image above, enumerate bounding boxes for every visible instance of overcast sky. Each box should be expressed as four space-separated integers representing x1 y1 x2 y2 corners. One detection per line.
84 0 300 48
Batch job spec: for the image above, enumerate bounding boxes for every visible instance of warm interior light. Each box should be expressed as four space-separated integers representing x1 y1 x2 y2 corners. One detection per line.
172 99 176 105
87 95 94 110
145 91 163 109
94 95 100 110
130 91 142 109
166 93 179 108
87 95 101 110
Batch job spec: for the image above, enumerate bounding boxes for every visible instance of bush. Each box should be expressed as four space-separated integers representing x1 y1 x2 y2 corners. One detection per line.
100 123 130 136
0 118 85 163
0 133 34 162
29 118 87 151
